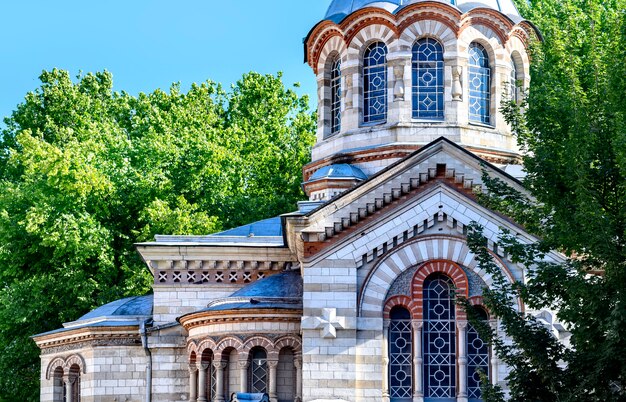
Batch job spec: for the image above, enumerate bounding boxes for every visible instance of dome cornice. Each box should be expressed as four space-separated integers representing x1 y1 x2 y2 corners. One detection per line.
305 2 537 74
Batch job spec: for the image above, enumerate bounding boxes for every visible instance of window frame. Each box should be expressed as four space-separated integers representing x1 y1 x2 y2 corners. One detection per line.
362 41 388 125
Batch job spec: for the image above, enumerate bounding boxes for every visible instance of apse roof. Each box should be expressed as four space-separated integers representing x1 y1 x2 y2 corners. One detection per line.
32 295 153 337
179 271 303 316
324 0 522 23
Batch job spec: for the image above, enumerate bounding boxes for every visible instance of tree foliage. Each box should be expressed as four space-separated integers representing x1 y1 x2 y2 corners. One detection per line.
464 0 626 400
0 69 315 400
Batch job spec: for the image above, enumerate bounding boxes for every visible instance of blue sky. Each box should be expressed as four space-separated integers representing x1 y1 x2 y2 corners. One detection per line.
0 1 330 127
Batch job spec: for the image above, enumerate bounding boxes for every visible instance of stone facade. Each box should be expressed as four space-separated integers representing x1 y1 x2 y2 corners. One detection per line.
33 1 570 402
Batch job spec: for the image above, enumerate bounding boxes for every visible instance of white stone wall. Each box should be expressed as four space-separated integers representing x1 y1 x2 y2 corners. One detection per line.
277 348 296 402
302 259 358 402
153 284 240 324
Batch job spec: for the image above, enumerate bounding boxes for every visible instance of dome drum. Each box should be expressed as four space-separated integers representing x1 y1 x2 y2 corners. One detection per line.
305 0 533 190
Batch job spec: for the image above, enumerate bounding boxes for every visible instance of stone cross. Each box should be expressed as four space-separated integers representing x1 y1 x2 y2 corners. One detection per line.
302 308 354 339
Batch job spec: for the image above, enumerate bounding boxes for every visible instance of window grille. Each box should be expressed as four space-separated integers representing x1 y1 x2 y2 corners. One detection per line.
424 274 456 400
206 363 217 400
331 57 342 134
467 308 490 401
363 42 388 123
510 58 519 102
412 38 444 120
249 349 268 393
389 307 413 402
468 43 491 125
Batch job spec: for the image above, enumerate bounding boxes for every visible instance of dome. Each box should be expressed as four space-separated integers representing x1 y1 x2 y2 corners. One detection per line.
308 164 368 182
324 0 522 23
190 271 303 313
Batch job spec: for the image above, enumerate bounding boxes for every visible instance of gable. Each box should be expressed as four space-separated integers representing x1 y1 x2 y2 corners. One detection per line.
289 138 539 265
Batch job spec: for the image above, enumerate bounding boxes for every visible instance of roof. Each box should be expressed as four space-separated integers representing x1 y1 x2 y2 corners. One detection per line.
179 271 303 316
33 295 153 338
324 0 523 23
214 217 283 237
230 270 302 298
308 164 368 182
78 295 153 320
138 216 286 247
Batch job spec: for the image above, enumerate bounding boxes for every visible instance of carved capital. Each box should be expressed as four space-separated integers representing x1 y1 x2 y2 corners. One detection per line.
189 363 198 373
411 320 423 330
238 360 250 369
267 359 279 369
456 321 468 331
212 361 227 370
293 358 302 369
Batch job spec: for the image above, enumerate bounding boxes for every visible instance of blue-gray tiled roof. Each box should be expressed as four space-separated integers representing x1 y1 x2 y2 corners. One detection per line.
213 217 283 237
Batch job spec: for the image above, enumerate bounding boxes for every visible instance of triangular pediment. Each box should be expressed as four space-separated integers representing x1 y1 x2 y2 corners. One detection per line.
286 137 558 267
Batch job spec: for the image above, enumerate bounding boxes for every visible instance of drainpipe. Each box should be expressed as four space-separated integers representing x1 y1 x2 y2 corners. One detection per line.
140 319 153 402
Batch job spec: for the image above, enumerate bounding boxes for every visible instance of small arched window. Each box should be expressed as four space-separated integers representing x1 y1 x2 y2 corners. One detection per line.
424 274 456 399
330 57 342 134
468 43 491 125
412 38 444 120
467 307 490 401
249 348 268 393
363 42 388 124
389 306 413 402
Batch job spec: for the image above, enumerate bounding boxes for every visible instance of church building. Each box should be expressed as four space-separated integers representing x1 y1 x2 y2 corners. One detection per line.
33 1 568 401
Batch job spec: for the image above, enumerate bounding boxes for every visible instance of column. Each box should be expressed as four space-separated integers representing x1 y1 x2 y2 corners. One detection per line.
490 319 499 386
267 359 279 402
382 320 390 402
239 360 249 394
198 363 209 402
412 320 424 402
214 361 227 402
457 321 468 402
294 357 303 402
64 376 74 402
189 364 199 402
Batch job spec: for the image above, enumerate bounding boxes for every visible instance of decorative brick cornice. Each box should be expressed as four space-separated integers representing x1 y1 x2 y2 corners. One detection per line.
34 325 142 353
305 2 533 73
179 308 302 332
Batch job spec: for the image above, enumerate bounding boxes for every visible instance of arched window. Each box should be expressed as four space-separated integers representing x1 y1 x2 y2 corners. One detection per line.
330 57 342 134
363 42 388 124
468 43 491 125
52 367 64 402
467 307 490 401
412 38 444 120
68 364 81 402
424 274 456 399
249 348 268 393
389 306 413 402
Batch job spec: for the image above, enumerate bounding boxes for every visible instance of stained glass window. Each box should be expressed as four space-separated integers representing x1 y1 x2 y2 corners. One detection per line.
412 38 444 120
389 307 413 402
468 43 491 125
424 274 456 401
249 348 268 393
363 42 388 123
331 57 342 134
468 308 490 401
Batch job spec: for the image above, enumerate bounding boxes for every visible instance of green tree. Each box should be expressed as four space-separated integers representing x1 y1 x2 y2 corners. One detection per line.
0 69 315 400
463 0 626 400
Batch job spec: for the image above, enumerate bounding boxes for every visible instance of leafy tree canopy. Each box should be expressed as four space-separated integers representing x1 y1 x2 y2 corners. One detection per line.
466 0 626 400
0 69 315 401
